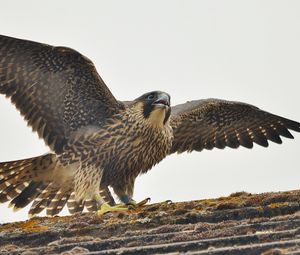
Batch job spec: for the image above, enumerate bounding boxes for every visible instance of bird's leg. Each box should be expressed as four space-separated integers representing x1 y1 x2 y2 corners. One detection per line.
123 178 151 207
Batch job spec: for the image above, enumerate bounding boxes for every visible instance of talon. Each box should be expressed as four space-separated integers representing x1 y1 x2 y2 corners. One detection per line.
136 197 151 206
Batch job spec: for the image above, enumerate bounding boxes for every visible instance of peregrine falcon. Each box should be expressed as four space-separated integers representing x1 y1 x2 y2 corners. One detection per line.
0 35 299 217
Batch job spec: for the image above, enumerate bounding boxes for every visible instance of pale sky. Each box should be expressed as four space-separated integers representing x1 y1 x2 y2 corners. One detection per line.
1 0 300 223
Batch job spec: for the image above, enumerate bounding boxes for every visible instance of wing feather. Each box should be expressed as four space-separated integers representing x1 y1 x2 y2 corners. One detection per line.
0 35 124 153
170 99 300 154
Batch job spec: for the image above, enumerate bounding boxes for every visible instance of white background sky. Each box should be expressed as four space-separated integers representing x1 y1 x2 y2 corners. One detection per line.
0 0 300 223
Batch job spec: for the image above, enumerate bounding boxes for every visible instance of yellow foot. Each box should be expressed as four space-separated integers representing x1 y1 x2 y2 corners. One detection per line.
97 198 151 216
97 202 129 216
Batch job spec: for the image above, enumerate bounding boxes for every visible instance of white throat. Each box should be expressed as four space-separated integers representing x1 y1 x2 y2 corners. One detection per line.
148 108 167 128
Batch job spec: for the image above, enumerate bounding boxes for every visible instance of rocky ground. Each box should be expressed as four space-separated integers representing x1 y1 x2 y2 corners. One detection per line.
1 190 300 255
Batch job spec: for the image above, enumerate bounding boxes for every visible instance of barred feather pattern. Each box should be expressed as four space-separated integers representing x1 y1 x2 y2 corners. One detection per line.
67 192 84 214
0 154 79 216
9 182 44 210
170 99 300 153
0 34 124 154
0 154 116 216
0 157 39 204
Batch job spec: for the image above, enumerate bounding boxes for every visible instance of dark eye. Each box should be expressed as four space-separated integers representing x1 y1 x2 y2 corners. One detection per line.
147 94 155 100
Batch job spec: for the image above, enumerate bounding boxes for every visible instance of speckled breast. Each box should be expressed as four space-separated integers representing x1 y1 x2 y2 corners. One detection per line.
101 120 173 187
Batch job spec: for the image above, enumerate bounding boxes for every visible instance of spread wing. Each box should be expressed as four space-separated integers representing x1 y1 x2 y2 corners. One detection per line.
170 99 300 154
0 35 125 153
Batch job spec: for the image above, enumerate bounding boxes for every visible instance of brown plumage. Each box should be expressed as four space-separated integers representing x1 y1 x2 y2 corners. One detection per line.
0 34 299 217
170 99 300 153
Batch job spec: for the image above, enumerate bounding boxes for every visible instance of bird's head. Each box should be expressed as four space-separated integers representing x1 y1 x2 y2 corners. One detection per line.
134 91 171 127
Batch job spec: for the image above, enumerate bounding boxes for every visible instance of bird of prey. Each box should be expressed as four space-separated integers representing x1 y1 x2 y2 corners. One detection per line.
0 35 299 217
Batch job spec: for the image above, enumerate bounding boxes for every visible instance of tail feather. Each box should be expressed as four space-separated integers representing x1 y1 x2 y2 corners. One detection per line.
67 192 84 214
0 170 31 191
1 154 114 216
0 157 43 191
0 182 29 203
9 182 44 210
85 198 98 212
46 188 72 216
0 186 13 203
0 158 36 174
0 154 75 216
55 193 71 215
0 156 51 205
0 178 13 193
29 185 57 217
29 198 51 217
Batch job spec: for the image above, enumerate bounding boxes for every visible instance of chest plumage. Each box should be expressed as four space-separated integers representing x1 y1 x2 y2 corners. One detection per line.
100 108 173 188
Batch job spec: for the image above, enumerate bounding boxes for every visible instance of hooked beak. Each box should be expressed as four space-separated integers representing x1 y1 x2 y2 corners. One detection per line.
152 94 170 108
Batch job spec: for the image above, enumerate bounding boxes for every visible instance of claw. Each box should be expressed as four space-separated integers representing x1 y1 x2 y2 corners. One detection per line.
127 197 151 207
136 197 151 206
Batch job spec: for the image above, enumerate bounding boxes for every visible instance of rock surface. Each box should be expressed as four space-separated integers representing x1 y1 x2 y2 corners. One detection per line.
1 190 300 254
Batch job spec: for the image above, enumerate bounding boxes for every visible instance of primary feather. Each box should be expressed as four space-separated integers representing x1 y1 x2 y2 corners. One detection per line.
0 34 124 153
170 99 299 153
